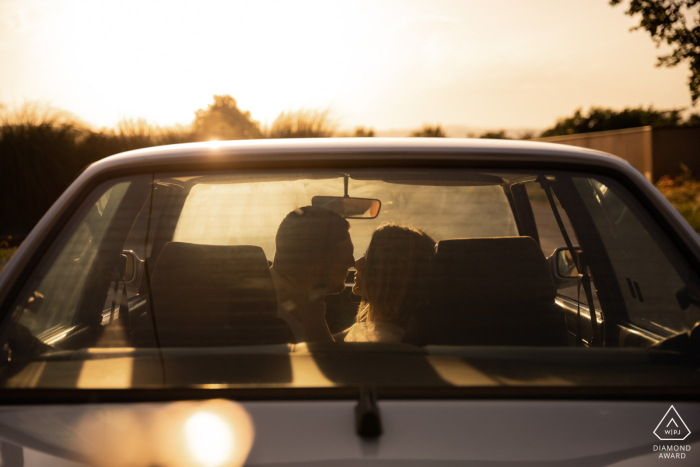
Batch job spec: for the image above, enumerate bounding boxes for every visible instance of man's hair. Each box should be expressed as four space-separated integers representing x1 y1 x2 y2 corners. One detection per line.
273 206 350 272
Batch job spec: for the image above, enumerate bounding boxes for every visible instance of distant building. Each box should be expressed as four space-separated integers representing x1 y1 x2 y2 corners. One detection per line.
535 126 700 182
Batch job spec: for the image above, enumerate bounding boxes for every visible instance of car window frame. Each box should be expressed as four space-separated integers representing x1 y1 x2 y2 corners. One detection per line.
1 154 700 402
4 157 699 328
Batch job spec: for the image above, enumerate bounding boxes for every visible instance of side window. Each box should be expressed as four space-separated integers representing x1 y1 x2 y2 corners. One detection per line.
15 181 132 341
574 177 700 335
522 181 601 309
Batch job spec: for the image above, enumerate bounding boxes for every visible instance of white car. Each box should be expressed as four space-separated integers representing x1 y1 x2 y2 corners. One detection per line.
0 138 697 466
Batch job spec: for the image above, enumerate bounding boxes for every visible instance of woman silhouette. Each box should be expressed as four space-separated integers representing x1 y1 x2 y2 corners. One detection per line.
343 224 436 343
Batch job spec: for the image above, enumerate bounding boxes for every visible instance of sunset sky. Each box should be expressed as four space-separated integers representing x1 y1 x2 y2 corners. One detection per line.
0 0 693 134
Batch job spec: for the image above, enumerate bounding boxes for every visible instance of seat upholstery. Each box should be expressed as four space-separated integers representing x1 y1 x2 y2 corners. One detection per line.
404 236 566 346
139 242 294 347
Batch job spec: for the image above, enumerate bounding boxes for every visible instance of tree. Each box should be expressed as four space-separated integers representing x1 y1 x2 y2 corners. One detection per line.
540 106 687 137
610 0 700 103
410 124 446 137
192 95 262 140
479 130 510 139
269 109 336 138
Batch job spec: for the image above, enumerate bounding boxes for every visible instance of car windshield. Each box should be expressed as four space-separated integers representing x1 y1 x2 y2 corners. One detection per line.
2 167 699 390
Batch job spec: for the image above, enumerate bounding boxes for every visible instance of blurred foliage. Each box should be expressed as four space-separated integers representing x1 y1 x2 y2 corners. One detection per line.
0 247 17 274
193 95 262 140
410 125 446 137
514 130 537 140
0 103 197 236
479 130 510 139
610 0 700 104
5 95 700 240
269 109 336 138
541 106 699 137
0 103 89 236
354 127 375 137
0 98 336 236
656 164 700 233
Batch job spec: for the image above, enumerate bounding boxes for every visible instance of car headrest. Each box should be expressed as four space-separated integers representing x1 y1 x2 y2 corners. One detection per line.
151 242 277 318
430 236 556 308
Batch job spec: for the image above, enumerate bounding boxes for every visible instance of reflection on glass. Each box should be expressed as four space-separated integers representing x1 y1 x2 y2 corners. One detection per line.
557 248 579 278
311 196 381 218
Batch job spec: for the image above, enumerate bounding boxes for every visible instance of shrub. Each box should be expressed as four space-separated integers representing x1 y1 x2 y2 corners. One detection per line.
0 103 87 235
656 164 700 233
410 125 445 137
269 109 336 138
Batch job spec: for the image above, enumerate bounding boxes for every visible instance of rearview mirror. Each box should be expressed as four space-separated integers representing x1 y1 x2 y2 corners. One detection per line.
554 246 582 278
312 196 381 219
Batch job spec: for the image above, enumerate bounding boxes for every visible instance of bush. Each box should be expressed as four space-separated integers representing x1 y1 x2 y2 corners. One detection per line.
479 130 509 139
269 109 336 138
656 164 700 233
410 125 445 137
0 103 88 235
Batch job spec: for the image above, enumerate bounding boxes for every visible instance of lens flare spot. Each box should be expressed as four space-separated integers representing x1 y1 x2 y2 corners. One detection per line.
208 140 221 149
184 411 234 467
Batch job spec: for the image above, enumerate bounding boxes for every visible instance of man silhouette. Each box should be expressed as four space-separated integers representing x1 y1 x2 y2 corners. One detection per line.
270 206 355 343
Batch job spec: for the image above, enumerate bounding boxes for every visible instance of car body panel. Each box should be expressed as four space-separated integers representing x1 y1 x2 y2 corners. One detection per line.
0 400 697 466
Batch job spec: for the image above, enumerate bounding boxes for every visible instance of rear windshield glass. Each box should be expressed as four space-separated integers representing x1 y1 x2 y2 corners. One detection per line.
2 168 699 390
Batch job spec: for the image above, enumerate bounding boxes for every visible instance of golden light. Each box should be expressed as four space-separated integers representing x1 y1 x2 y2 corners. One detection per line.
153 400 255 467
73 400 255 467
208 140 221 149
184 411 235 467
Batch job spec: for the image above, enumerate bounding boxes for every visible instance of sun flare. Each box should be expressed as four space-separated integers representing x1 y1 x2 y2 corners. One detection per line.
184 411 235 467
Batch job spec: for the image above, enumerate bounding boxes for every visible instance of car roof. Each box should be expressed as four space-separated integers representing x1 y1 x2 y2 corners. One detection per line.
88 137 631 175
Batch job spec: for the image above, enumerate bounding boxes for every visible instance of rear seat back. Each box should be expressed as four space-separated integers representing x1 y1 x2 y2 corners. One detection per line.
404 237 566 346
137 242 294 347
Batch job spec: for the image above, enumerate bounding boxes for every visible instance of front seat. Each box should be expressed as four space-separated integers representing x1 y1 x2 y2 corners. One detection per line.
137 242 295 347
404 236 566 346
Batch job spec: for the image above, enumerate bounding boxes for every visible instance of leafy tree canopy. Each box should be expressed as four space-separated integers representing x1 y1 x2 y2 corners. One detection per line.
410 125 446 137
540 106 696 137
192 95 262 140
610 0 700 103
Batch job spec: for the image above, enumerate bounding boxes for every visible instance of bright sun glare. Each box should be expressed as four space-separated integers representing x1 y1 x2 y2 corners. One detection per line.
184 411 235 467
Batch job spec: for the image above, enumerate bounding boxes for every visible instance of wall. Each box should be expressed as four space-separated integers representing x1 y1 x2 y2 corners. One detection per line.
534 127 653 181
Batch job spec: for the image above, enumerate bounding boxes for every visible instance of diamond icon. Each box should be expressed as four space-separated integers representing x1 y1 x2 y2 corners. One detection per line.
654 406 691 441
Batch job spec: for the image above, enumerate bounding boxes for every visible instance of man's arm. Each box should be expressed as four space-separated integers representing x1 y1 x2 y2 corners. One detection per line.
277 281 335 343
290 287 334 343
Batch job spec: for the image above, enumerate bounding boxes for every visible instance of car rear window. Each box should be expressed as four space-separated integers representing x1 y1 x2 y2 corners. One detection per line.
1 168 698 390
